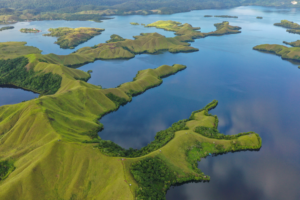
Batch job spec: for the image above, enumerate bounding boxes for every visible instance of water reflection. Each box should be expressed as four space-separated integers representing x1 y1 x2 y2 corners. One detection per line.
0 87 39 107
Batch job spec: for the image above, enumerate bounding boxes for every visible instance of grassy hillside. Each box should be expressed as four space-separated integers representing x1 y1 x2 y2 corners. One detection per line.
253 44 300 62
0 52 188 199
0 29 261 198
0 42 41 59
43 27 105 49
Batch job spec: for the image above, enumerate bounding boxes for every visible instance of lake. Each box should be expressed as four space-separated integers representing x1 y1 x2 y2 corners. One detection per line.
1 6 300 200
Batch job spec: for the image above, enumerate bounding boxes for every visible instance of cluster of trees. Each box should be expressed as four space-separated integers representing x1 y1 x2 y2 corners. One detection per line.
0 160 14 180
105 93 128 107
0 57 62 95
97 119 188 157
194 126 253 140
130 157 177 199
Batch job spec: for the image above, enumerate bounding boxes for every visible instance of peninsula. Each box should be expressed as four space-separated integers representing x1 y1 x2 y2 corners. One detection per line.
274 20 300 29
0 26 14 31
0 42 261 198
43 27 105 49
253 44 300 62
283 40 300 47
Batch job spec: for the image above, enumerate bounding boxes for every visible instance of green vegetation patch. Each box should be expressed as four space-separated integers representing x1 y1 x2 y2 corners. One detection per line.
0 160 15 181
130 22 139 25
20 28 40 33
274 20 300 29
98 119 188 157
0 42 41 60
0 26 13 31
105 92 128 107
253 44 300 62
0 57 62 94
283 40 300 47
43 27 105 49
287 29 300 35
106 34 126 43
130 157 177 199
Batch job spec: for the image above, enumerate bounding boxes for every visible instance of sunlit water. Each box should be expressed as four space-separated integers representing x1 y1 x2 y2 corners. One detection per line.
1 6 300 200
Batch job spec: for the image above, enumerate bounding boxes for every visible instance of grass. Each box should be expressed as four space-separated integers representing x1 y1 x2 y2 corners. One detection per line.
0 42 41 59
43 27 105 49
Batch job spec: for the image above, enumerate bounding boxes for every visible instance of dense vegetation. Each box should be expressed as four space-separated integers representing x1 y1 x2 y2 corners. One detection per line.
105 93 128 107
0 26 13 31
20 28 40 33
0 160 15 180
0 57 62 94
130 157 178 199
194 126 254 140
97 119 188 157
106 34 125 43
43 27 104 49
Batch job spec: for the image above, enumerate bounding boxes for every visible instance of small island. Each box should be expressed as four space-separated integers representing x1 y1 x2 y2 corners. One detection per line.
43 27 105 49
274 20 300 29
214 15 238 18
130 22 139 25
257 16 263 19
20 28 40 33
0 26 14 31
204 15 213 17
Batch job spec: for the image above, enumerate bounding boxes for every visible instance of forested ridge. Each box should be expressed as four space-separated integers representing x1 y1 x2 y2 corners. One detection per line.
0 0 298 14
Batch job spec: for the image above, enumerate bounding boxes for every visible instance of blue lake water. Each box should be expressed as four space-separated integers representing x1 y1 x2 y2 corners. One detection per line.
1 6 300 200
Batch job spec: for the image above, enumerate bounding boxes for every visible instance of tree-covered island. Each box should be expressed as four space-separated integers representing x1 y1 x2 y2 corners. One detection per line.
43 27 105 49
20 28 40 33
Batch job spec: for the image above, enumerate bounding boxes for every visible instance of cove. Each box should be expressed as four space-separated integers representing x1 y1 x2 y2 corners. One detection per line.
0 87 39 107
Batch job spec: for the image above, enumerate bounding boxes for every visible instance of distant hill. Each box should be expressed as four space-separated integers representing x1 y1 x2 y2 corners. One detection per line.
0 0 298 14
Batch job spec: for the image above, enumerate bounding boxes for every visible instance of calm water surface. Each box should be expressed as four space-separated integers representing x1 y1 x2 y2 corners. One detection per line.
1 6 300 200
